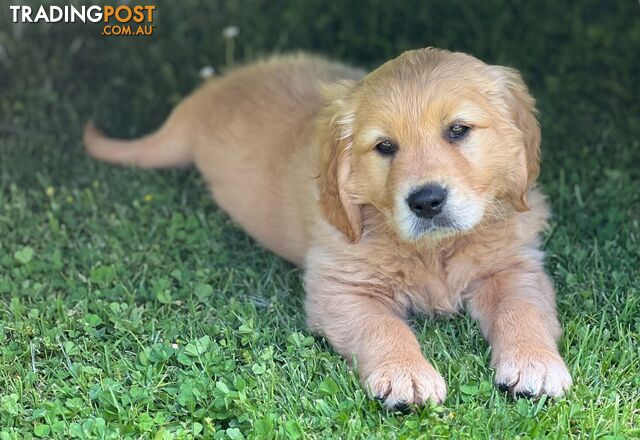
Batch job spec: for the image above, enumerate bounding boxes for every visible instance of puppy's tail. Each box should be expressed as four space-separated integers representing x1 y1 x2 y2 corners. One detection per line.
84 116 192 169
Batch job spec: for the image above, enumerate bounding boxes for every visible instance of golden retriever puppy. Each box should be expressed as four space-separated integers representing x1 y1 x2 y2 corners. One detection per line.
84 48 572 409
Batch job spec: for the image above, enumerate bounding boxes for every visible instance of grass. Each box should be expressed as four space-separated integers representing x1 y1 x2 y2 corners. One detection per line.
1 0 639 438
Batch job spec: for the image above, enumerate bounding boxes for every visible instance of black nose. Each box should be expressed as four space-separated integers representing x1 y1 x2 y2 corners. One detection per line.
407 184 448 219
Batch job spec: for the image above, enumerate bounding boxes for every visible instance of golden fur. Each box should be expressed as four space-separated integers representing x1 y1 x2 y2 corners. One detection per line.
84 49 571 408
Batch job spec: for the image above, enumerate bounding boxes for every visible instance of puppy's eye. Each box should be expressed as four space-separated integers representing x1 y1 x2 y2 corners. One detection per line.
375 140 398 156
448 124 470 141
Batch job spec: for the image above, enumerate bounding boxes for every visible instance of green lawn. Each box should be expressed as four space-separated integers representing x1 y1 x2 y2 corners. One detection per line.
1 0 639 438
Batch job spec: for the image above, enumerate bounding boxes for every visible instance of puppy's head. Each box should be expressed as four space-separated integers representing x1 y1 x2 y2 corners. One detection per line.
319 48 540 243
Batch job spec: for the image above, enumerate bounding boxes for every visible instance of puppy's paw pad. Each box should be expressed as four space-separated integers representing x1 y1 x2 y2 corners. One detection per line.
365 358 447 409
494 349 572 398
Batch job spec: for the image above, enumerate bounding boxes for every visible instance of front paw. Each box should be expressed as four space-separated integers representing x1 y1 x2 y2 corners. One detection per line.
493 347 572 398
364 357 447 410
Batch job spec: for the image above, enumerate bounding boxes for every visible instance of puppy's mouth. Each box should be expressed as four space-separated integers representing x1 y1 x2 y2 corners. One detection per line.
406 211 462 239
394 185 484 242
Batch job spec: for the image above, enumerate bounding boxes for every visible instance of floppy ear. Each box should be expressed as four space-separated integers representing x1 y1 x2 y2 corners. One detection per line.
317 81 363 242
490 66 541 212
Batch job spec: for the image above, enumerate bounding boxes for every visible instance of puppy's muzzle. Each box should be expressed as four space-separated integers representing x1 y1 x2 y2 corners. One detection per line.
407 184 448 219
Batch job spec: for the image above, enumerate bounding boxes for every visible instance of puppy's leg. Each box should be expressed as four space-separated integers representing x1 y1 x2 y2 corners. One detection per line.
305 271 446 409
467 262 572 398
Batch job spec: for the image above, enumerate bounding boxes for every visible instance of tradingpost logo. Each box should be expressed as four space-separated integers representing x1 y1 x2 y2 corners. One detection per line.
9 3 157 37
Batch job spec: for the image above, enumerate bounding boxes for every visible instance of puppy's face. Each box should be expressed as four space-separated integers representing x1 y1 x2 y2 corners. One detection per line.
320 49 540 242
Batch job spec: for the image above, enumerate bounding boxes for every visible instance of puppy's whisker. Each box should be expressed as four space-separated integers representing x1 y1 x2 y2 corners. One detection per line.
368 200 393 218
481 197 508 224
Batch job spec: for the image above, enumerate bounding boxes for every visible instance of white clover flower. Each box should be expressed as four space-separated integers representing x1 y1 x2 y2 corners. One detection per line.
199 66 215 78
222 26 239 39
